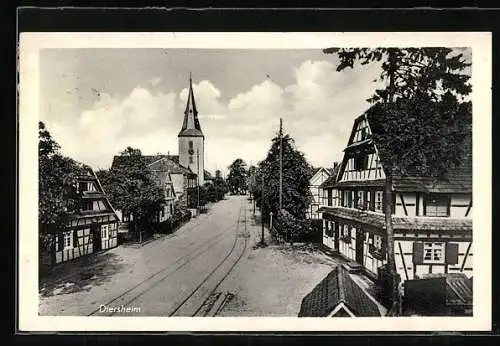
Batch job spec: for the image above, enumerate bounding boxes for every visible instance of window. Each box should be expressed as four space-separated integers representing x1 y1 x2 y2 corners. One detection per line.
425 195 450 217
360 127 368 141
327 189 333 206
82 201 94 211
101 224 109 240
78 182 88 192
189 156 194 164
63 231 73 249
326 222 334 237
170 204 173 215
375 191 383 212
161 208 165 217
423 242 445 263
357 191 365 209
188 141 193 150
354 155 368 171
343 190 352 208
374 235 383 249
366 191 372 211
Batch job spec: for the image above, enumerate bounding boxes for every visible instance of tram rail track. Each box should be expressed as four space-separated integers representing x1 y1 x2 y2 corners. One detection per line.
87 203 243 316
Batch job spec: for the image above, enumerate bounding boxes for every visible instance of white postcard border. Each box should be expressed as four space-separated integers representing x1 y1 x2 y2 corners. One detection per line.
18 32 492 332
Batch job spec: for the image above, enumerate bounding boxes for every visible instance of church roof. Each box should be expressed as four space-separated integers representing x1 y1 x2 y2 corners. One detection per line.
179 74 204 138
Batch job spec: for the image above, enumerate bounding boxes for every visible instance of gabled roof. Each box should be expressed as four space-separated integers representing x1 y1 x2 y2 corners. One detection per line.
69 167 120 224
319 164 341 189
311 167 331 180
298 266 381 317
111 154 194 176
204 170 213 180
407 273 473 310
148 156 193 175
333 104 472 194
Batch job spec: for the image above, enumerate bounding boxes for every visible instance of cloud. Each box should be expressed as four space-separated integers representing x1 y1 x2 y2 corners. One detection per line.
48 87 178 169
148 77 162 86
198 59 383 170
44 58 384 173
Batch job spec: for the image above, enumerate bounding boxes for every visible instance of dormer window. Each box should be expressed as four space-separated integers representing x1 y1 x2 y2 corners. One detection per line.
360 127 367 140
354 154 369 171
78 182 88 192
425 194 450 217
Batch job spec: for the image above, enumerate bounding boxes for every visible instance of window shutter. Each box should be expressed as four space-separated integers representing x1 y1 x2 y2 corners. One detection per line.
57 233 64 251
445 243 459 265
413 242 424 265
73 230 78 247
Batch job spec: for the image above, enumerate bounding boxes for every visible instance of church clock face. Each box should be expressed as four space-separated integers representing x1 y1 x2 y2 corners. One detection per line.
188 148 195 155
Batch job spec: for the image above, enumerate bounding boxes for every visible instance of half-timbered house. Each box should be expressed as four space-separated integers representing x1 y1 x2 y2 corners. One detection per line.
111 154 198 230
307 166 337 220
53 168 120 265
319 110 472 283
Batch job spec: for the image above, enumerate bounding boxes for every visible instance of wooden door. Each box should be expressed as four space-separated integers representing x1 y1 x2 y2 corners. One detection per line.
92 224 101 252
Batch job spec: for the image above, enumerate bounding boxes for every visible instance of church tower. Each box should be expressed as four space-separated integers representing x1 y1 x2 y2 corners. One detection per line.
178 74 205 185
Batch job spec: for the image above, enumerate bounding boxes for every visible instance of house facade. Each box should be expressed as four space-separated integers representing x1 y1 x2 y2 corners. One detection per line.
320 111 472 283
307 167 336 220
51 168 119 265
112 154 198 229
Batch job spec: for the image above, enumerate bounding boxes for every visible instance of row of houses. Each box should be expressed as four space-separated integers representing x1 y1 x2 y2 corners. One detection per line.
43 76 211 268
303 106 472 316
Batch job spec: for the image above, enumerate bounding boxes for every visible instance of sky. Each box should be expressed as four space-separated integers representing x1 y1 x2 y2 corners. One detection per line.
39 48 466 175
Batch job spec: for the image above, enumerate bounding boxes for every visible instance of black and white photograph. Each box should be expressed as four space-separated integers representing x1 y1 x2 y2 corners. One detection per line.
18 32 491 331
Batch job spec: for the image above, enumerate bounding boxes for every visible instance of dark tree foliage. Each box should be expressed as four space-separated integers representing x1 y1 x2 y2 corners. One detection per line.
324 47 472 315
227 158 248 194
368 92 472 179
39 121 88 251
258 134 313 224
97 147 165 233
324 47 471 103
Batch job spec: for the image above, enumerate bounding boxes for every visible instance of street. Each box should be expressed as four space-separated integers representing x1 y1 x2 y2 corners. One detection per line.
39 195 340 316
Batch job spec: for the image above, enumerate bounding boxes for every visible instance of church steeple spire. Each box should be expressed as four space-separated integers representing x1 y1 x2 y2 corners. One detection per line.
179 73 203 138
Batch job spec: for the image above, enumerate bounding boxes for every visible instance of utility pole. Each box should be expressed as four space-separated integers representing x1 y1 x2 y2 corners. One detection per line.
279 118 283 211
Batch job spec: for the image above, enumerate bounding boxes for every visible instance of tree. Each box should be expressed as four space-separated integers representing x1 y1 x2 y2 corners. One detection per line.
247 165 258 199
213 170 229 200
39 122 87 254
97 147 165 238
324 47 472 315
258 132 313 242
227 158 248 195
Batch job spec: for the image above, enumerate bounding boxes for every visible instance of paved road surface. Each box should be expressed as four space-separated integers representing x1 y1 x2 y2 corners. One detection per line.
39 195 341 317
40 195 252 316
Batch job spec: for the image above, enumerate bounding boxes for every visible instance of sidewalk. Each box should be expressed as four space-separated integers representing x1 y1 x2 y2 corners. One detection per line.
217 202 386 316
216 203 342 316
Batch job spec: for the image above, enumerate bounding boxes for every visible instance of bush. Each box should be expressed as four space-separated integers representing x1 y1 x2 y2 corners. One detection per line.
273 209 316 244
156 209 192 234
